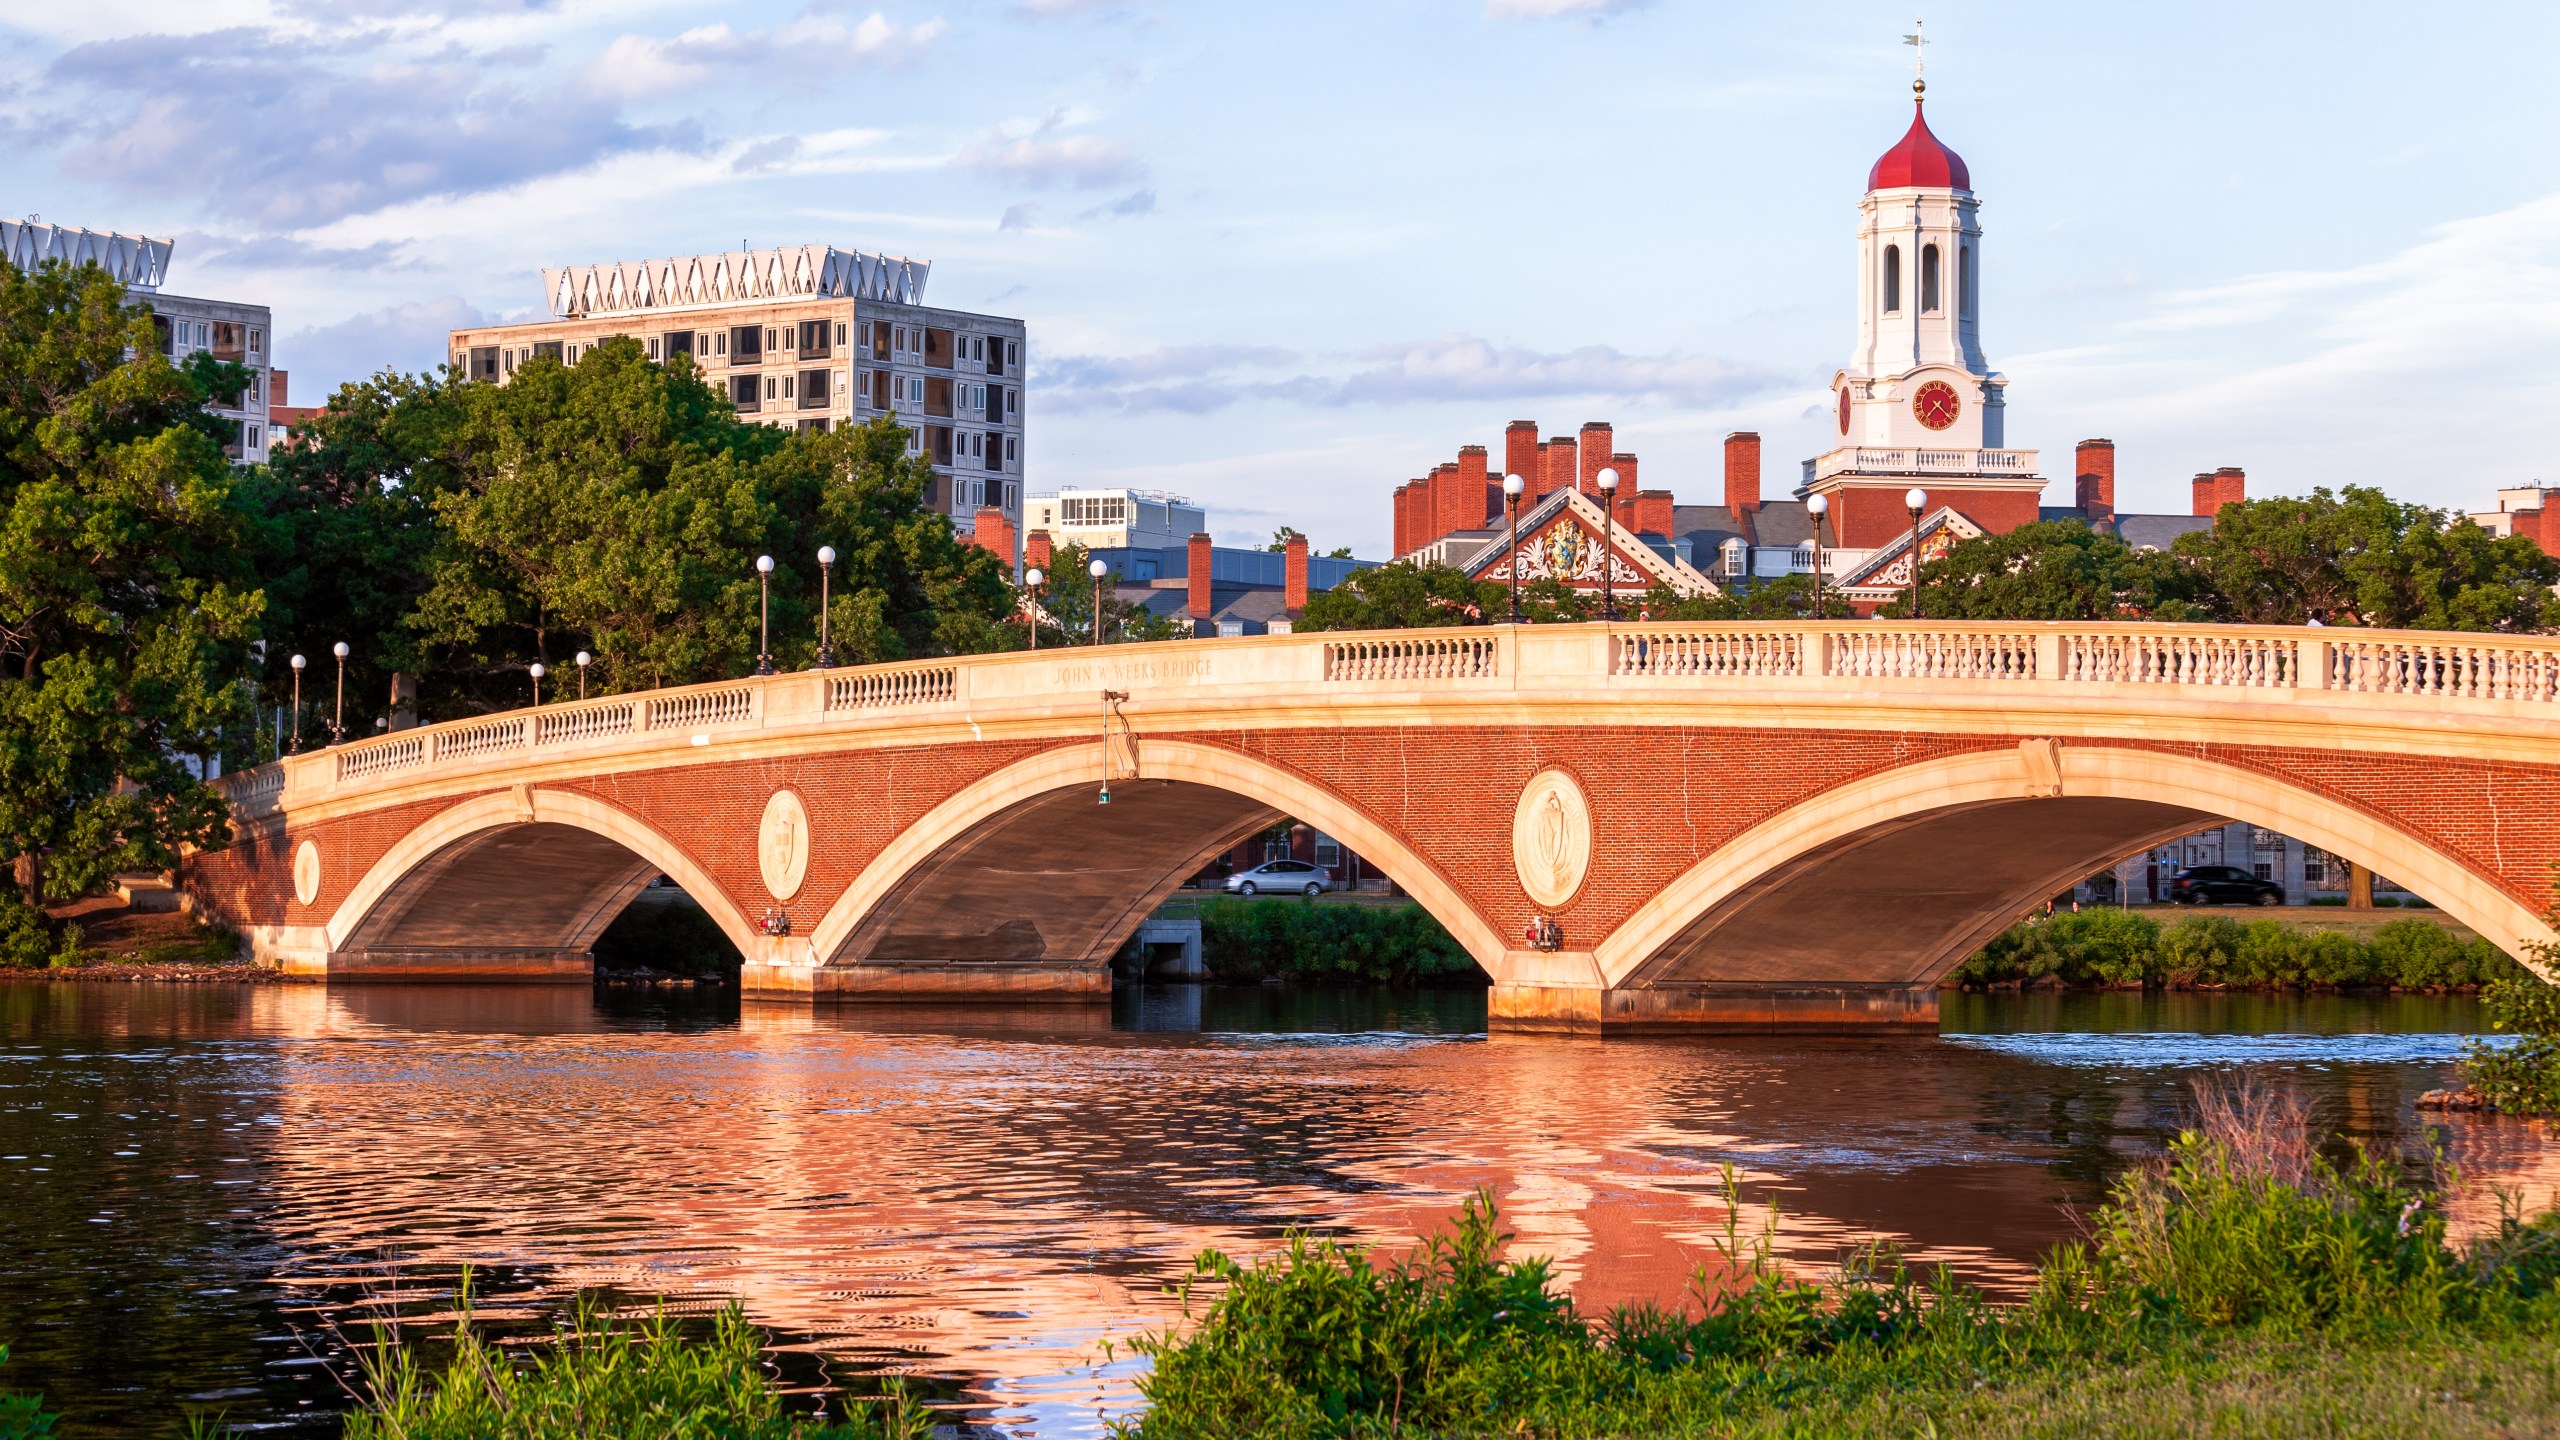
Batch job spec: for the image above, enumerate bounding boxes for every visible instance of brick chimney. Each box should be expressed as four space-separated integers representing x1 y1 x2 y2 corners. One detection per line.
1578 422 1614 493
1283 530 1309 613
970 505 1016 572
2516 505 2556 558
2191 473 2218 518
271 369 290 408
1504 421 1539 491
1392 482 1411 556
1025 528 1053 576
1455 445 1491 530
1187 531 1214 628
1429 461 1464 543
1723 432 1762 513
1543 436 1577 499
1632 489 1675 538
2215 467 2247 512
2074 439 2116 519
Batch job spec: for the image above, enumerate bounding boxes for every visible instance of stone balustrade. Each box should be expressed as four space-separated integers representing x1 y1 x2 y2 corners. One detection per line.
216 621 2560 814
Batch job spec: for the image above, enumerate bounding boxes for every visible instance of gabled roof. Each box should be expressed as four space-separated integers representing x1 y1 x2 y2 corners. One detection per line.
1832 507 1986 593
1458 488 1720 597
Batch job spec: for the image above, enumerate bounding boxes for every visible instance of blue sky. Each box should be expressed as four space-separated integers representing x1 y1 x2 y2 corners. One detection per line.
6 1 2557 555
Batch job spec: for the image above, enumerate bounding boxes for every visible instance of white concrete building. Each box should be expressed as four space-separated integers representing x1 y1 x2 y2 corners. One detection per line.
0 220 274 464
1024 487 1205 552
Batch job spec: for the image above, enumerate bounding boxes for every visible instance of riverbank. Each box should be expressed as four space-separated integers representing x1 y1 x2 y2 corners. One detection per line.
1117 1087 2560 1439
1950 908 2520 993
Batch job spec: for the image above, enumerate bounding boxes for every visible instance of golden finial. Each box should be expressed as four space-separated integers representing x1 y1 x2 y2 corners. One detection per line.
1904 20 1927 100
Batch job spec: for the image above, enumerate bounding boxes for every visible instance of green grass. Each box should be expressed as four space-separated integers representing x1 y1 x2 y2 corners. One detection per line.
338 1291 927 1440
1111 1081 2560 1439
0 1346 57 1439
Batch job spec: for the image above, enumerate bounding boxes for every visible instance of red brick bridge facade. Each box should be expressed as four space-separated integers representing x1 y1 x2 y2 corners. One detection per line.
189 623 2560 1032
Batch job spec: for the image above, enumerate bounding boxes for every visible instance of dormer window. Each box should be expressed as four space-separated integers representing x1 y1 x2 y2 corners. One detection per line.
1719 537 1748 578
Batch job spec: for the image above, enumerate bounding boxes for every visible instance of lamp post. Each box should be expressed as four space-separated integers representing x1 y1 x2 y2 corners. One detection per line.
1501 472 1526 624
330 641 349 745
1088 558 1110 646
1903 487 1929 619
753 554 775 675
575 650 590 700
1023 567 1044 651
1805 492 1830 619
814 545 836 669
529 662 545 707
1595 467 1620 621
287 653 305 755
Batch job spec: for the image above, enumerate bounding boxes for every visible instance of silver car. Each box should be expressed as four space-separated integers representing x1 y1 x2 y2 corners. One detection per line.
1223 860 1337 897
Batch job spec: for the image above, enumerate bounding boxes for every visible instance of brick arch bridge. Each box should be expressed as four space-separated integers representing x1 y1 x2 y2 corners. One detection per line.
192 622 2560 1033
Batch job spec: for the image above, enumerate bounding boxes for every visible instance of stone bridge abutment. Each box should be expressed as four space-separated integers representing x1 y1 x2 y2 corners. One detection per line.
189 623 2560 1032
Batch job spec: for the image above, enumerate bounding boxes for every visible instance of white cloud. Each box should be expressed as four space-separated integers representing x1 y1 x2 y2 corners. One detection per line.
1484 0 1650 19
279 295 493 396
956 116 1145 190
588 13 945 98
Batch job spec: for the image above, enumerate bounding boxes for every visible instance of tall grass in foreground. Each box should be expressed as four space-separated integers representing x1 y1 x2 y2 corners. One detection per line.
1115 1082 2560 1439
338 1292 928 1440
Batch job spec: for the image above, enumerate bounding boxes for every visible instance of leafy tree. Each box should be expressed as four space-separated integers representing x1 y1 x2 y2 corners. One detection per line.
0 260 264 904
289 340 1019 716
1877 520 2209 621
2170 487 2560 631
1026 539 1182 645
1298 560 1497 631
1636 573 1857 621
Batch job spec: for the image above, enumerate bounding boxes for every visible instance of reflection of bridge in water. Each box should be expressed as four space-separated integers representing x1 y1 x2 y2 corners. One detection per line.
194 621 2560 1032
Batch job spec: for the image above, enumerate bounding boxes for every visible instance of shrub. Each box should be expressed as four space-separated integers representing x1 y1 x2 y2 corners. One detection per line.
0 896 55 970
2371 917 2471 989
2157 915 2243 987
1196 898 1477 985
0 1345 56 1439
132 921 242 967
2460 979 2560 1117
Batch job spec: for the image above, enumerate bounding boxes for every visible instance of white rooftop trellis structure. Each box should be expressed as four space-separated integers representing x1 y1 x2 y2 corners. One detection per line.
541 246 930 320
0 221 175 291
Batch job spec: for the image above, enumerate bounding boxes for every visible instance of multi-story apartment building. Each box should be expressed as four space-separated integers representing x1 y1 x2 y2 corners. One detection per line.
447 245 1027 540
0 220 275 464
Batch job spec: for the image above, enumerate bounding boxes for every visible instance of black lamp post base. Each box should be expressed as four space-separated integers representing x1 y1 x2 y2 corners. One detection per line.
812 648 834 670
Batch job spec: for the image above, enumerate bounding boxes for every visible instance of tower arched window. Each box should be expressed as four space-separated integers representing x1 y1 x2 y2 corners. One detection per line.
1921 243 1941 313
1882 245 1902 314
1960 244 1974 320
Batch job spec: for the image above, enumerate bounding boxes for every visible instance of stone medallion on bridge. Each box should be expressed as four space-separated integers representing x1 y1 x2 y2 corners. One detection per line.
758 789 811 901
1512 768 1593 908
292 840 322 907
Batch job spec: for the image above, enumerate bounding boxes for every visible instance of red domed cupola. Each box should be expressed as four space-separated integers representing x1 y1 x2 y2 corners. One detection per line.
1867 93 1969 191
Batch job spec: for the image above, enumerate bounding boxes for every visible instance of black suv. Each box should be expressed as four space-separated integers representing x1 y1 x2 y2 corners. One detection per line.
2166 865 2283 906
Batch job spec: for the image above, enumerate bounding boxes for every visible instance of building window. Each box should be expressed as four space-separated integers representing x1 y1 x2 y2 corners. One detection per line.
731 326 761 361
1005 340 1019 368
245 425 261 449
799 369 830 410
766 376 779 400
1920 243 1941 313
1314 834 1341 868
1959 244 1973 319
1882 244 1901 313
732 375 761 413
835 321 847 347
1719 537 1747 578
1004 435 1019 465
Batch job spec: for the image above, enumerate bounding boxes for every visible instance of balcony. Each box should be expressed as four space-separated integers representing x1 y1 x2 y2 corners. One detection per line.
1802 446 2042 485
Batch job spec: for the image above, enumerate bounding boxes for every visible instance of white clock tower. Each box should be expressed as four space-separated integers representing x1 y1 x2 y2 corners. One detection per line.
1803 76 2044 548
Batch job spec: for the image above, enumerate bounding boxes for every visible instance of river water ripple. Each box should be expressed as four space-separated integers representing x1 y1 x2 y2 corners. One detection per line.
0 982 2552 1438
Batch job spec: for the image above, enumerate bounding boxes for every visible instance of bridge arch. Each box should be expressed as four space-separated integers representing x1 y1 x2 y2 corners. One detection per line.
325 788 761 977
1598 744 2560 991
805 740 1509 976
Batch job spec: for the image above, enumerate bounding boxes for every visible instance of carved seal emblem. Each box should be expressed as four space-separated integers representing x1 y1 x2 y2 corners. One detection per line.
292 840 322 907
1511 768 1592 908
758 789 811 901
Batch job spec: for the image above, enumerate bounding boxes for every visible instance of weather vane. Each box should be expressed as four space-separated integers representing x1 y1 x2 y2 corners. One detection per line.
1904 19 1927 96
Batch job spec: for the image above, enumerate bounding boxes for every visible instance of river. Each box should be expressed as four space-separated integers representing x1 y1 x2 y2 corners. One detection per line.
1 981 2550 1437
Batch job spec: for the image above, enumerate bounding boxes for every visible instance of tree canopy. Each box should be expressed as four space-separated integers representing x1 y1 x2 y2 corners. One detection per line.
0 261 264 903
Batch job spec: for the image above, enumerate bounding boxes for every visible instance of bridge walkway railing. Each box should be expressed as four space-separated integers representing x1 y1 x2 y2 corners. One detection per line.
218 621 2560 818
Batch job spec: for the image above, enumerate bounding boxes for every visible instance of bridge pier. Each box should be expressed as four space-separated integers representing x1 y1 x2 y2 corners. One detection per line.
740 959 1113 1002
1489 952 1939 1034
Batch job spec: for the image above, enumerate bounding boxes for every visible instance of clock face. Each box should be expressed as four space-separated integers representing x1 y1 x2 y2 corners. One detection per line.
1912 380 1962 432
1837 387 1852 435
